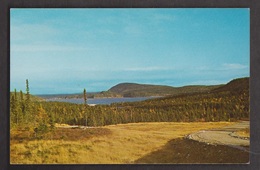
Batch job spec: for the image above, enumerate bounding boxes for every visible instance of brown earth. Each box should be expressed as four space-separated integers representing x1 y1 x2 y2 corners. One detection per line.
10 127 112 144
135 137 249 164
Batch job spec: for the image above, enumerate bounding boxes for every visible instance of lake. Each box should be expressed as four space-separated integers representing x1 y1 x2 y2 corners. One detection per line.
46 97 159 105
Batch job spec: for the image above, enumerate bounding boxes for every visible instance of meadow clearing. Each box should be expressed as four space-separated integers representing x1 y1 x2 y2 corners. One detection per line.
10 121 249 164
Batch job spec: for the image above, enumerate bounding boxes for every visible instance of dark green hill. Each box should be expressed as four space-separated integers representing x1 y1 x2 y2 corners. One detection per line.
112 77 249 122
108 83 175 97
211 77 249 93
108 82 221 97
36 77 248 99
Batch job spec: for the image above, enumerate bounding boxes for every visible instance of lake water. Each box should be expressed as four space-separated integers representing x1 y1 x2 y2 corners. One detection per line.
46 97 158 105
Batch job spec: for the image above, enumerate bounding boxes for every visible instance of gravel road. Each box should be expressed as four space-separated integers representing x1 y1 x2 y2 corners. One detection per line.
187 121 249 151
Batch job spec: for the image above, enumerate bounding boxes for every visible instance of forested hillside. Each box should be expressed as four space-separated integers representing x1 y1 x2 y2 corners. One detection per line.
10 78 249 137
108 83 221 97
112 77 249 123
38 82 221 99
211 77 249 93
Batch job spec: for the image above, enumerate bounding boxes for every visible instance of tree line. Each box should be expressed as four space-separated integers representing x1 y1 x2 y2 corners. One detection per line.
10 79 55 137
10 79 249 134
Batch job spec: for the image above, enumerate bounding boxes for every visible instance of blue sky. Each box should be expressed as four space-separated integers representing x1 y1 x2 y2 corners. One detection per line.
10 8 249 94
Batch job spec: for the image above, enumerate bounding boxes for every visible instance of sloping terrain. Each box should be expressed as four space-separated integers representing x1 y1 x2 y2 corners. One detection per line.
108 82 220 97
112 77 249 123
211 77 249 93
37 77 249 99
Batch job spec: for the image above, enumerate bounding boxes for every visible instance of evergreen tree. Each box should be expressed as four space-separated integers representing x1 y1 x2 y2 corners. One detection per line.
49 112 55 131
24 79 31 117
19 90 25 119
83 88 88 126
25 79 30 101
14 89 17 101
14 89 19 124
10 91 19 126
83 88 87 105
20 90 24 101
34 104 49 137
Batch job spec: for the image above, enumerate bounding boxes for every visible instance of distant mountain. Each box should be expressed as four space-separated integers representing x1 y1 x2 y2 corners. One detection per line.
106 77 249 98
107 82 221 97
108 83 175 97
37 77 249 99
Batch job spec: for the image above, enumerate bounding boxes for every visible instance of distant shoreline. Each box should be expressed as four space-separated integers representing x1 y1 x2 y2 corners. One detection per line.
45 96 160 105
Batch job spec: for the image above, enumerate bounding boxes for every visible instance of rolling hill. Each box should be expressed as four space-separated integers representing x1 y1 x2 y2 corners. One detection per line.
112 77 249 122
16 77 249 128
37 77 249 99
211 77 249 93
107 82 221 97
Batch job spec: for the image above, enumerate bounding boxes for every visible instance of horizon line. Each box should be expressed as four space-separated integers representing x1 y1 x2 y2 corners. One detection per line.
10 76 249 95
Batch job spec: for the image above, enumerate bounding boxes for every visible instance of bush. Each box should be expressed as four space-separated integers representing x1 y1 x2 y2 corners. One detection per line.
34 123 49 138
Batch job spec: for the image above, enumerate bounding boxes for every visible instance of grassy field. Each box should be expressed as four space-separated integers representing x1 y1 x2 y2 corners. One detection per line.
236 128 250 138
10 122 248 164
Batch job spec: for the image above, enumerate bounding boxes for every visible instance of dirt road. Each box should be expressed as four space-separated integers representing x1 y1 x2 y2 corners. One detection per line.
187 121 249 151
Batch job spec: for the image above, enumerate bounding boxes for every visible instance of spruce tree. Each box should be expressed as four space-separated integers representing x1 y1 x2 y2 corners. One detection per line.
19 90 25 115
10 92 18 126
24 79 31 123
25 79 30 101
34 104 49 137
14 89 19 124
14 89 17 101
83 88 87 105
49 112 55 131
20 90 23 101
83 88 88 126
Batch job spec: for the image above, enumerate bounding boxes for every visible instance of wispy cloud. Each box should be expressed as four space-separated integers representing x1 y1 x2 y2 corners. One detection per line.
190 63 248 72
11 44 98 53
10 9 249 94
124 66 173 72
189 80 227 85
222 63 248 70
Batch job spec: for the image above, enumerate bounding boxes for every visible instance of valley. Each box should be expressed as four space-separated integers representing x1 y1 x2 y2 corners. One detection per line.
10 77 250 164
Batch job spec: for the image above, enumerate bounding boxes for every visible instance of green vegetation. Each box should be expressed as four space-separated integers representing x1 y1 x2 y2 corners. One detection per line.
10 91 45 102
10 77 249 164
83 88 88 126
108 82 221 97
10 77 249 131
113 77 249 123
10 80 53 137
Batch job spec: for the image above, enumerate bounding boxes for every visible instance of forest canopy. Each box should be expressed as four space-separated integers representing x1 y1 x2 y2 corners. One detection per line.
10 78 249 137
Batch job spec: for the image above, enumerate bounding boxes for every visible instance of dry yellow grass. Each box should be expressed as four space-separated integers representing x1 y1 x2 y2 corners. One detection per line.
10 122 234 164
236 128 250 138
